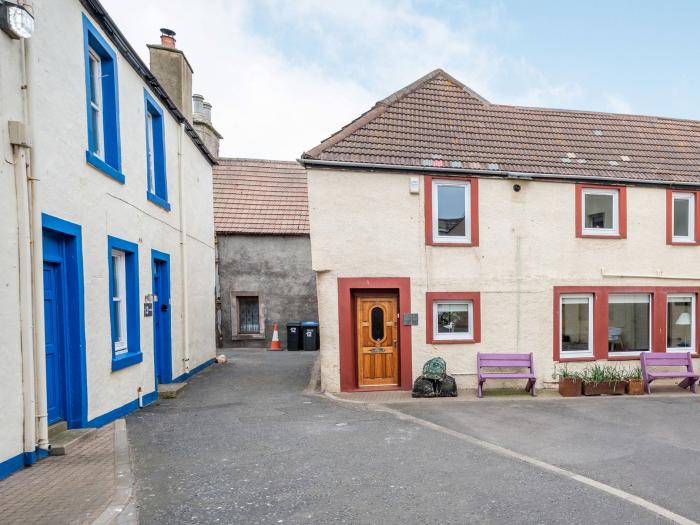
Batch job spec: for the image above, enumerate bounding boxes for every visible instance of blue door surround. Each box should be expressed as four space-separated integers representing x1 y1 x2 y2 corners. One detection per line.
41 214 88 429
152 250 172 385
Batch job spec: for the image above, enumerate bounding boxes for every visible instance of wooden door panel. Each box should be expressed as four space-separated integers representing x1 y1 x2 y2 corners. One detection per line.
356 294 399 387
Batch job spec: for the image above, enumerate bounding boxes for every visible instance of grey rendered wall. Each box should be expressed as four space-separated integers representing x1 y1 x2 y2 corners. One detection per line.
218 235 318 348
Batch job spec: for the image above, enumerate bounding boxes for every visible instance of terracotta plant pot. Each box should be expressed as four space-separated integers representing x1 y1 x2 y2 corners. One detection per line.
626 379 645 395
583 381 627 396
558 377 582 397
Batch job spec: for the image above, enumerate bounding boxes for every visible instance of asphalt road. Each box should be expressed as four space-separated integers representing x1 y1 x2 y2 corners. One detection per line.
126 350 698 524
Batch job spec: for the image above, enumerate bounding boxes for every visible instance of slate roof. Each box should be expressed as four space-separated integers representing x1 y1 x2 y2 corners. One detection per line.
302 69 700 185
213 158 309 235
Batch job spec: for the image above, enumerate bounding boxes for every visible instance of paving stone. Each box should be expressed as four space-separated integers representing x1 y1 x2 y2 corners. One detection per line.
0 424 115 525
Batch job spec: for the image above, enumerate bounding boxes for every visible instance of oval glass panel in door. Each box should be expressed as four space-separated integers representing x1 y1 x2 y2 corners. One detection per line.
371 306 385 342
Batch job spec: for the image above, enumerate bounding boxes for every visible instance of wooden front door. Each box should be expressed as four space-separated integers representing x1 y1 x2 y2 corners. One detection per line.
356 294 399 387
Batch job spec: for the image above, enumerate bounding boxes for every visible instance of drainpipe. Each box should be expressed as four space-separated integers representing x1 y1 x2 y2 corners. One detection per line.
178 122 190 373
14 139 37 465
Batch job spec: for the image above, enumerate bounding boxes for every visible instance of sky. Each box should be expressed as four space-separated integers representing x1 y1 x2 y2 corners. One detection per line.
102 0 700 160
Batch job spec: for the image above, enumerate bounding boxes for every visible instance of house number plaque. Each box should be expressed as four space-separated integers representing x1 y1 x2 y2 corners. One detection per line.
370 347 385 353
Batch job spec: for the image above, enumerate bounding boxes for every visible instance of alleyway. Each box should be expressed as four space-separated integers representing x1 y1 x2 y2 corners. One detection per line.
125 350 695 524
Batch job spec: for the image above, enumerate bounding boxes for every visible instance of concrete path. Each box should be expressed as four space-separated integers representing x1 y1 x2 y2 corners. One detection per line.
125 349 699 524
0 424 116 525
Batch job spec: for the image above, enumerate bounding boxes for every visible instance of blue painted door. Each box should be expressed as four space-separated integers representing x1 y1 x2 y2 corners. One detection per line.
43 261 66 424
153 258 172 383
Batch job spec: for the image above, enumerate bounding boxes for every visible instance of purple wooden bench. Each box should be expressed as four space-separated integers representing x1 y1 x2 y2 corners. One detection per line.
477 353 536 398
640 352 698 395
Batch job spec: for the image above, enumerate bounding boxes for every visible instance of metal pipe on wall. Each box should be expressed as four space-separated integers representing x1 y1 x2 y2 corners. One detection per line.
178 122 190 372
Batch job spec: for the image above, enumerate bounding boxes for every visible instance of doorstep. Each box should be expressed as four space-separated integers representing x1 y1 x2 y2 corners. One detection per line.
49 427 97 456
158 382 187 399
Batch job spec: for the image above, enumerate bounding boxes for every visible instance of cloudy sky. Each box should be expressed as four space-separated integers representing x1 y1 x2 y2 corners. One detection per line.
102 0 700 160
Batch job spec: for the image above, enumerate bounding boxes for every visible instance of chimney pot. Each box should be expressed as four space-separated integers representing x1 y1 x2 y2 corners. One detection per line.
159 27 176 48
192 93 205 117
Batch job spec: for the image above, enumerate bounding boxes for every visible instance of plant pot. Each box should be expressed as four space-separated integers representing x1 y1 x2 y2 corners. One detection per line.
626 379 645 395
583 381 627 396
558 377 582 397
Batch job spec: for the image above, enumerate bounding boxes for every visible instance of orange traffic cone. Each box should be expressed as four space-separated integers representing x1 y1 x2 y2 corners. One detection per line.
270 323 282 350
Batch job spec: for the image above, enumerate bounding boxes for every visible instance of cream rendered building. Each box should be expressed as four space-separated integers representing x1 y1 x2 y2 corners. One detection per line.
300 70 700 394
1 0 216 478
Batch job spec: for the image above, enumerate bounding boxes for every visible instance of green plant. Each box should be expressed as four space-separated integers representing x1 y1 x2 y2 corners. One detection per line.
552 365 580 380
579 363 625 385
624 367 643 381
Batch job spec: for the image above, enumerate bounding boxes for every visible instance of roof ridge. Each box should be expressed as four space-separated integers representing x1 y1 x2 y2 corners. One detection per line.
216 157 301 164
303 69 489 160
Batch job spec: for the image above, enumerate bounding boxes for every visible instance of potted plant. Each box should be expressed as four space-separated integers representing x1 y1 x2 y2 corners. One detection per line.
554 365 582 397
625 367 645 395
581 364 626 396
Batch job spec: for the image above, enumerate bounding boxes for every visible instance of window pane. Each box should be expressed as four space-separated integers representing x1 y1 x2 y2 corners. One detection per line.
673 198 690 237
437 185 466 237
146 114 155 193
608 294 650 353
584 193 613 229
370 307 384 342
239 297 260 334
561 297 590 352
89 55 100 105
437 302 470 334
91 107 101 155
668 297 693 349
112 299 122 342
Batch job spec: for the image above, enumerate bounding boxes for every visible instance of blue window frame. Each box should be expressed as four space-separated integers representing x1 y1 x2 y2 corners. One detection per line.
107 236 141 371
144 90 169 211
82 14 123 184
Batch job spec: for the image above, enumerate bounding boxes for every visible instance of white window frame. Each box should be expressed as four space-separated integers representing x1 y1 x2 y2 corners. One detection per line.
667 294 695 353
111 249 128 354
672 192 695 243
560 294 594 358
581 188 619 236
432 300 474 341
88 48 104 159
146 111 156 194
432 179 471 244
608 293 652 356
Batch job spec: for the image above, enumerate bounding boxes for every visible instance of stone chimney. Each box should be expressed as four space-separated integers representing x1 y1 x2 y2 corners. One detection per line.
192 94 223 158
147 28 193 122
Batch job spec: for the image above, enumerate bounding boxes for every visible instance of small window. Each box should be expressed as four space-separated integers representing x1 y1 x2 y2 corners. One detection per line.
111 249 127 354
560 294 593 358
432 300 473 341
370 306 385 342
608 294 651 354
667 294 695 352
432 180 470 243
238 297 260 334
107 236 142 371
672 192 695 243
582 188 619 236
144 90 169 210
83 15 123 183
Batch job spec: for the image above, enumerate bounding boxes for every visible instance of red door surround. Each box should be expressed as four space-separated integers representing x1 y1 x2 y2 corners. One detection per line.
337 277 412 392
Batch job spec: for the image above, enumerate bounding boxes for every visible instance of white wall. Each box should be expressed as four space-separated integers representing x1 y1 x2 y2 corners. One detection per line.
0 29 27 469
0 0 215 468
307 168 700 392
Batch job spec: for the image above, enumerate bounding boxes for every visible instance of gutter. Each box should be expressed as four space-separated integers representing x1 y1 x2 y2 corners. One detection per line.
79 0 217 166
298 158 700 189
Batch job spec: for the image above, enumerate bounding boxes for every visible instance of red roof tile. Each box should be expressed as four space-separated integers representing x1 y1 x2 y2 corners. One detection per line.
303 69 700 184
213 158 309 235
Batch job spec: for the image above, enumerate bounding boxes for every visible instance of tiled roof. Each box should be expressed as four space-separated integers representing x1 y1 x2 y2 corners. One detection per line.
213 158 309 235
303 69 700 185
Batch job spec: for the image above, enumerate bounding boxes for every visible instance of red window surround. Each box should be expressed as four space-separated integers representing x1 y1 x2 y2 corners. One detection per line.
575 184 627 239
426 292 481 344
553 286 700 362
665 189 700 246
424 175 479 247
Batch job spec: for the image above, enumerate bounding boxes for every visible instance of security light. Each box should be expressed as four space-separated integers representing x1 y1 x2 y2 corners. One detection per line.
0 2 35 39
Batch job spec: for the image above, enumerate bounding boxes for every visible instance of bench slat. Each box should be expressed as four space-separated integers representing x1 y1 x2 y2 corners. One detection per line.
646 371 698 378
480 373 536 379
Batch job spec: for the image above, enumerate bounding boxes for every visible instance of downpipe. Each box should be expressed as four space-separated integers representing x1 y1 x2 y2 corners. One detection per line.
178 122 190 373
22 29 49 453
